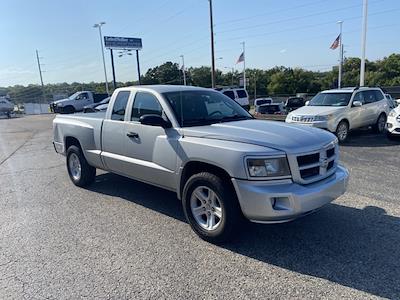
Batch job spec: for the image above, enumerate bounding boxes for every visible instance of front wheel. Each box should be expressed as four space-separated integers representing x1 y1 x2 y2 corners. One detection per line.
336 121 349 143
66 145 96 187
182 172 243 244
373 113 386 133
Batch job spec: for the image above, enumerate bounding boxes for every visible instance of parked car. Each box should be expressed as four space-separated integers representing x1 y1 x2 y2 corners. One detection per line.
50 91 108 114
284 97 306 113
385 94 397 109
254 97 273 107
83 97 110 113
53 85 349 243
386 106 400 140
215 88 250 110
254 103 285 116
286 87 390 142
0 97 14 117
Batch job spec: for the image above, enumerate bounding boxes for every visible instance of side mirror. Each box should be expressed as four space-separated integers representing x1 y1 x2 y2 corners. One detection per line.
305 101 310 106
139 114 172 128
353 101 363 107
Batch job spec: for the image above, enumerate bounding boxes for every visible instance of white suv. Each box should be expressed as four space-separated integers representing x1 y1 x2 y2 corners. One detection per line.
216 88 250 110
387 106 400 139
286 87 390 142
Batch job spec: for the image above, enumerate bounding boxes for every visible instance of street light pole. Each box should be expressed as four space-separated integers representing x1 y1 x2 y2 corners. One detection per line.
337 21 343 89
180 55 186 85
360 0 368 86
93 22 109 95
208 0 216 88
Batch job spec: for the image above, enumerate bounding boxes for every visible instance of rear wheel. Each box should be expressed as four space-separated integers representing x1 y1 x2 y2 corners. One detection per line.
373 113 386 133
66 145 96 187
182 172 242 244
336 121 349 143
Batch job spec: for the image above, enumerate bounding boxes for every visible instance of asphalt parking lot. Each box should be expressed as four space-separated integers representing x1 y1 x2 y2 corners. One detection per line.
1 114 399 299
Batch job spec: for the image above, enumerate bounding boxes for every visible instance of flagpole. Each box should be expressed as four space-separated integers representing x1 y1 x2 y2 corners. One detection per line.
337 21 343 89
241 41 246 90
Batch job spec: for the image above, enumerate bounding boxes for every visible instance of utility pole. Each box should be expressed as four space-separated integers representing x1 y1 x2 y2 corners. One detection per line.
180 55 186 85
93 22 109 95
208 0 216 88
136 50 141 85
110 49 116 89
254 74 257 100
35 49 45 104
337 21 343 89
241 41 246 90
360 0 368 86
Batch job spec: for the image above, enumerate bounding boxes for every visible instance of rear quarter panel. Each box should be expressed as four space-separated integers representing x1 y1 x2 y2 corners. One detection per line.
53 113 105 169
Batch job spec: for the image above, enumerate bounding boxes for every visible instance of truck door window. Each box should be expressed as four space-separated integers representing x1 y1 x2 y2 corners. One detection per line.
353 92 365 105
373 90 384 102
363 91 376 104
111 91 130 121
131 92 162 121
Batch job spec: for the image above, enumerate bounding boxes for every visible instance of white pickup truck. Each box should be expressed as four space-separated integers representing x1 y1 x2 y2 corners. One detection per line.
50 91 108 114
53 85 349 243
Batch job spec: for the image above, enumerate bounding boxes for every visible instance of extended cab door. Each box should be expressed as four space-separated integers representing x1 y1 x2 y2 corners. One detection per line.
123 91 178 190
101 90 131 172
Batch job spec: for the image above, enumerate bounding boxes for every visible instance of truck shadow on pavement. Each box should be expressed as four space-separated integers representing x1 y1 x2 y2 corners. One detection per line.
89 173 400 299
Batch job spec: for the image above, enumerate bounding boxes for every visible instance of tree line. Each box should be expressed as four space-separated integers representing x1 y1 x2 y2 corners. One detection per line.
1 53 399 103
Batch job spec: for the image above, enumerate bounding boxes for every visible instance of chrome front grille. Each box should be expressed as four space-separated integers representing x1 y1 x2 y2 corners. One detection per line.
288 143 338 184
292 115 315 123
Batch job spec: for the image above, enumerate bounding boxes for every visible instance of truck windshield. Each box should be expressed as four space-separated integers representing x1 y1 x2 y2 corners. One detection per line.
308 93 352 107
68 92 80 100
163 90 252 127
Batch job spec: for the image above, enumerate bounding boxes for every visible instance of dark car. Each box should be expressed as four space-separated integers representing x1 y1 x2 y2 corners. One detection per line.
83 97 110 113
284 97 305 113
255 103 285 115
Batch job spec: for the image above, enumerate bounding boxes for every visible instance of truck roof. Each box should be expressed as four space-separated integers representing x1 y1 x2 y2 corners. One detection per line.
115 85 212 94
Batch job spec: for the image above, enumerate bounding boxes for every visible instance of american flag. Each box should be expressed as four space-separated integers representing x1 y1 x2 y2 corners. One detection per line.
330 34 341 50
236 52 244 64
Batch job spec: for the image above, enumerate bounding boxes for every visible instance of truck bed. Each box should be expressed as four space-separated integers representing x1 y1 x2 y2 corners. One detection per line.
53 112 106 169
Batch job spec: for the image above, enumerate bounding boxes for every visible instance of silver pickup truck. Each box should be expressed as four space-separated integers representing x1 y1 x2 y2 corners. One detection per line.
53 85 349 243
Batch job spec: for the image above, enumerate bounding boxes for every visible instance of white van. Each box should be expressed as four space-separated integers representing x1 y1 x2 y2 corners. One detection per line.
216 88 250 110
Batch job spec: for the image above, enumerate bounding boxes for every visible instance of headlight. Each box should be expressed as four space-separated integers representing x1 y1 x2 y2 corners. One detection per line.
247 157 291 178
314 114 333 121
56 103 63 107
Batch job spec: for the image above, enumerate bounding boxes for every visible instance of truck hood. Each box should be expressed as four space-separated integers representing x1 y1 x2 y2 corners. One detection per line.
291 106 346 116
182 120 336 154
51 98 69 105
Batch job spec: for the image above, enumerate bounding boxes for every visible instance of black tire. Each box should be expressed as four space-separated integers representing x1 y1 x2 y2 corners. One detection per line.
182 172 243 244
387 132 398 141
66 145 96 187
62 106 75 114
373 113 386 133
335 120 349 143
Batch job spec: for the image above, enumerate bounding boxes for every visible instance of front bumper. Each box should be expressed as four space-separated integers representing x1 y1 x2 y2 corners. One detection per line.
50 104 62 113
232 165 349 223
386 115 400 135
286 118 338 132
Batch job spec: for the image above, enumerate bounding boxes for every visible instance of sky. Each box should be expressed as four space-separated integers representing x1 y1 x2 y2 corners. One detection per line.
1 0 399 87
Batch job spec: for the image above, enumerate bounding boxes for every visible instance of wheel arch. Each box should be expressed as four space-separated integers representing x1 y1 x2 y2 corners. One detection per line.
178 160 234 200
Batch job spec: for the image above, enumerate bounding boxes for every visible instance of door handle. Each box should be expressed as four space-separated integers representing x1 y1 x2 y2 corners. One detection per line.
126 132 139 138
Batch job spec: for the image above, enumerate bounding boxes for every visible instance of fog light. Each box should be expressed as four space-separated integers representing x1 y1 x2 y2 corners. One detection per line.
271 197 290 210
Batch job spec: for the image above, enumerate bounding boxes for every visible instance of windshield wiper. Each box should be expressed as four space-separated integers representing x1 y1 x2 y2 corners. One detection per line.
216 114 252 122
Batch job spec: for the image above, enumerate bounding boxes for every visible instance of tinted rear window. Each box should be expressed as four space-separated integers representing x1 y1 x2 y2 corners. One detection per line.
222 91 235 100
236 90 247 98
111 91 130 121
